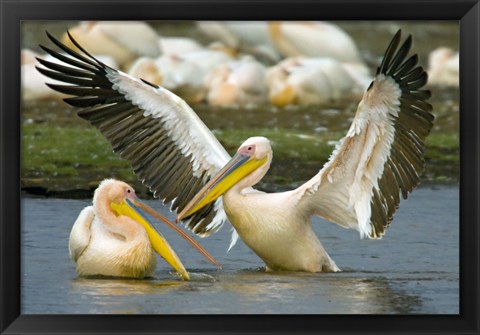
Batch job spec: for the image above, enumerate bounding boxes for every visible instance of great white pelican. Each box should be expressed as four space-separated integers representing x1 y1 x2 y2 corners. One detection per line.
265 56 367 106
69 178 219 279
38 29 433 272
63 21 161 69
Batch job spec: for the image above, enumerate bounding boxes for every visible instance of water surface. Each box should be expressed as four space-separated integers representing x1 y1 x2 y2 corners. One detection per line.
21 185 459 314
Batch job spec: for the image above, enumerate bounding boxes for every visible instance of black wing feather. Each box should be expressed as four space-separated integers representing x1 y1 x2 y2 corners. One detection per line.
36 31 225 236
367 30 434 238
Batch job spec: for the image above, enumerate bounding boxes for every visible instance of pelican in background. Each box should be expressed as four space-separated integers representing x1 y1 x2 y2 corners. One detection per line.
197 21 364 65
21 49 118 102
205 56 268 106
127 57 163 87
265 56 367 106
63 21 161 70
38 29 433 272
69 179 219 279
427 47 459 87
158 36 204 57
197 21 282 64
267 21 363 64
22 49 65 101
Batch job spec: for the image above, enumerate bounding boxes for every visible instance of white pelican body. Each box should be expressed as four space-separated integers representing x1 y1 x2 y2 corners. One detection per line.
158 37 204 57
197 21 364 64
39 30 433 272
22 49 64 101
197 21 282 64
152 49 232 104
267 21 362 63
71 205 156 278
63 21 160 69
223 182 339 272
127 57 163 86
153 55 206 103
205 57 268 106
427 47 459 87
69 179 191 279
22 49 117 101
266 56 367 106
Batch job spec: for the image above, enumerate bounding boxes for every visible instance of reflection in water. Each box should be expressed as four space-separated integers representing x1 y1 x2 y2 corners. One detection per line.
70 277 182 296
70 270 218 296
325 276 422 314
68 271 220 314
214 270 422 314
66 268 422 314
69 277 186 314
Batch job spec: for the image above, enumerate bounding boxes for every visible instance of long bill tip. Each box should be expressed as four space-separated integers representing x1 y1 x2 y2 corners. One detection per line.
132 199 221 269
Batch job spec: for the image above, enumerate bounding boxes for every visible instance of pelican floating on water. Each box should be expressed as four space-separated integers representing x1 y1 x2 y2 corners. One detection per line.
69 179 219 279
38 29 433 272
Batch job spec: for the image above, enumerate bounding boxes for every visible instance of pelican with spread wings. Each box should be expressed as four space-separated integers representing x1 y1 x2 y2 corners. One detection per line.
37 29 433 272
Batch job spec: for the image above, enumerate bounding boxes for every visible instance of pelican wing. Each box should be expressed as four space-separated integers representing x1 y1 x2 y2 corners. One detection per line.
295 30 433 239
37 32 231 236
69 206 94 262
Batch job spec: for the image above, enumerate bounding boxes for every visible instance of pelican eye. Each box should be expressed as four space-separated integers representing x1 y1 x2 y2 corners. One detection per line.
238 143 256 156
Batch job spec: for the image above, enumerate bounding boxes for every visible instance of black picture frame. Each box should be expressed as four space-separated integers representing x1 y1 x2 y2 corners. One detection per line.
1 0 478 334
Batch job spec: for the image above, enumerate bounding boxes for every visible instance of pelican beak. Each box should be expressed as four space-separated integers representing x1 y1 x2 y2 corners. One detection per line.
111 198 190 280
178 152 268 221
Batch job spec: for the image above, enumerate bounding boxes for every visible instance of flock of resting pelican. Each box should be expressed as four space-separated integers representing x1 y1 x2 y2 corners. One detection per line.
36 25 434 280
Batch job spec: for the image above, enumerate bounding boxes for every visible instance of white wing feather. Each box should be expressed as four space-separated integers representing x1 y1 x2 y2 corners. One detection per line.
105 67 231 176
296 75 401 238
69 206 94 262
293 31 433 239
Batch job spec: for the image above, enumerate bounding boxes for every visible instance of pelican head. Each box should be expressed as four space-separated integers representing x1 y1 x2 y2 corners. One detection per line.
93 178 136 206
92 179 190 280
178 137 272 221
